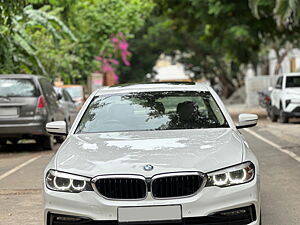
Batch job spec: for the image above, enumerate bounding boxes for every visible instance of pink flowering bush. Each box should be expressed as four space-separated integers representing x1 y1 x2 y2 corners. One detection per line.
96 33 131 83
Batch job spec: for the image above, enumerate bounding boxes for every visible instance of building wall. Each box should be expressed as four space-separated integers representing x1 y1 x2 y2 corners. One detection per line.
245 75 277 107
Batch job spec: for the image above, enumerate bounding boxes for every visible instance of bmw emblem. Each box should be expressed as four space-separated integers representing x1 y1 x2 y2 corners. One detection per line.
144 164 154 171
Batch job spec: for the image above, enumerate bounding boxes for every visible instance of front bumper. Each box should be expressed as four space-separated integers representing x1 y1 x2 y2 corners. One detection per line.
285 106 300 118
285 100 300 117
44 177 260 225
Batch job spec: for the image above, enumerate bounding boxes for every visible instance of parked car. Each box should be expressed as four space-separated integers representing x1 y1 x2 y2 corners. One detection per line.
0 74 64 149
44 83 261 225
54 87 78 132
269 73 300 123
61 84 85 110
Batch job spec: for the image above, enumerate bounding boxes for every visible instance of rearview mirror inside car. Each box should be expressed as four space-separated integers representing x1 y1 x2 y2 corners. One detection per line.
46 121 67 135
236 114 258 129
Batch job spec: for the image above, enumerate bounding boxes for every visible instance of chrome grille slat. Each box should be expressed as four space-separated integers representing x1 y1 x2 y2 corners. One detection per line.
92 176 147 200
92 172 205 200
152 173 204 199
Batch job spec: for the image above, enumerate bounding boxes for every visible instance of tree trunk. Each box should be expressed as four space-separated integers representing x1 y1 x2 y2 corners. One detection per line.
274 48 289 75
217 73 236 98
213 58 236 98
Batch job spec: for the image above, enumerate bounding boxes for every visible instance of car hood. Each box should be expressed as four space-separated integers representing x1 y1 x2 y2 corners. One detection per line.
55 128 244 177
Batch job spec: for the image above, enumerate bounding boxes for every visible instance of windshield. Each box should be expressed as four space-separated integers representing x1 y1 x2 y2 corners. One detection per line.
0 78 38 97
286 76 300 88
64 86 83 99
76 91 229 134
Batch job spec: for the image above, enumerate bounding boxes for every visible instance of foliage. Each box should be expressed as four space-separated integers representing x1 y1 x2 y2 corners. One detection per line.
1 0 154 84
0 5 75 76
121 0 300 97
43 0 154 82
0 0 26 28
120 1 266 96
250 0 300 29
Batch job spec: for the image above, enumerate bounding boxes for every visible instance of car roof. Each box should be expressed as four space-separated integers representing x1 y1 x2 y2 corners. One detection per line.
95 82 210 96
0 74 44 79
282 73 300 77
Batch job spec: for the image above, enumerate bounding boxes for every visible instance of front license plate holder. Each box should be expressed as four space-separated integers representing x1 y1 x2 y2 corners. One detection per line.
118 205 182 223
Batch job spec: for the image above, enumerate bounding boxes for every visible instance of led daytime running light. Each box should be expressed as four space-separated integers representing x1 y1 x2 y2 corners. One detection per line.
53 176 72 191
212 173 229 186
228 169 247 184
46 170 91 193
206 162 255 187
71 180 86 191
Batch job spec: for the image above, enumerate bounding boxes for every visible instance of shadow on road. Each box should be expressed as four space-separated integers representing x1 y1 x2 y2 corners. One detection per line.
0 143 47 154
0 140 60 154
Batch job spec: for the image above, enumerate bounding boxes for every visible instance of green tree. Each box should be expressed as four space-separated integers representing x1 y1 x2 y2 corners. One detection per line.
1 0 154 83
249 0 300 74
0 5 75 75
32 0 154 82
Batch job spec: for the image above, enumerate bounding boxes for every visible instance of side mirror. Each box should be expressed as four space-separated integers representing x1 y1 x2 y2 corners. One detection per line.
275 84 281 89
46 121 67 135
236 114 258 129
268 86 273 92
57 93 62 101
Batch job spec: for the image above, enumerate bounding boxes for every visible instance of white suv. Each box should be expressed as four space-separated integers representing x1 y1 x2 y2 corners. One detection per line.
44 83 261 225
270 73 300 123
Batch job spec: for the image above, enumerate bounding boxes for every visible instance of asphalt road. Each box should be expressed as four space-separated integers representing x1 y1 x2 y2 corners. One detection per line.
0 119 299 225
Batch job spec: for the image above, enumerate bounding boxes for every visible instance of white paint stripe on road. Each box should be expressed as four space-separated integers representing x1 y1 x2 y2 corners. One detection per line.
0 155 41 181
245 128 300 163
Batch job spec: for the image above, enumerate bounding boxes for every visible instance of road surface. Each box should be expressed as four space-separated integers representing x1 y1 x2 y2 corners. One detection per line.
0 119 299 225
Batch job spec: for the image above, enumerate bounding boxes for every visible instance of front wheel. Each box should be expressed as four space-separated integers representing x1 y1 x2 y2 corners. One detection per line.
269 107 278 122
279 109 289 123
0 138 7 147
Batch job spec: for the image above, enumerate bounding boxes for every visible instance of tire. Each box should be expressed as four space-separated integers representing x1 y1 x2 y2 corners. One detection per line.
0 138 7 147
269 107 278 122
279 109 289 123
55 136 65 144
37 135 55 150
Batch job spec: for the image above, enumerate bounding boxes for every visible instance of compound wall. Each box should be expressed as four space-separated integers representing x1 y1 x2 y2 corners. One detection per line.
245 75 278 107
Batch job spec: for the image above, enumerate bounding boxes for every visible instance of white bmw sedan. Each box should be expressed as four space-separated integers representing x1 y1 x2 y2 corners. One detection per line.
44 83 260 225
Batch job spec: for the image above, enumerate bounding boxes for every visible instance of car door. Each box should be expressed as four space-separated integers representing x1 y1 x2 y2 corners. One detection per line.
272 76 283 109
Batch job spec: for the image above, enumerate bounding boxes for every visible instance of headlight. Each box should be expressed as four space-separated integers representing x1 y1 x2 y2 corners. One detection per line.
206 162 255 187
46 170 93 193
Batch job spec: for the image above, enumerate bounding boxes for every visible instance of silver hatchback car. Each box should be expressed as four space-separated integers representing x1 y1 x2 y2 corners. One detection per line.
0 74 64 150
44 83 261 225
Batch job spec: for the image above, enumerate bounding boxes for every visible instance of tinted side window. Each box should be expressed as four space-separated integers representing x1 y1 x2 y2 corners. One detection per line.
63 90 72 102
276 77 283 89
39 79 58 106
